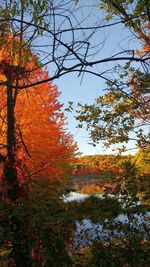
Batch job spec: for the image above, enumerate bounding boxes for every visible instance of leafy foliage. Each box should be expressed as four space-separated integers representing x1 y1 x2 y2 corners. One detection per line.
77 68 149 150
0 35 78 188
72 154 133 177
0 31 77 267
76 0 150 152
69 194 150 267
97 0 150 60
0 178 73 266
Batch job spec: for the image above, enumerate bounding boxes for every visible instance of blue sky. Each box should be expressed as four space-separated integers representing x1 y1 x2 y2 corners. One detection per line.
54 8 131 155
57 73 106 155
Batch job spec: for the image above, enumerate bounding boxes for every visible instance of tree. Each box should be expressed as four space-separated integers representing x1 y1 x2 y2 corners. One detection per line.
0 34 78 266
76 68 150 151
0 1 149 86
98 0 150 47
0 51 77 182
76 0 150 152
0 34 77 200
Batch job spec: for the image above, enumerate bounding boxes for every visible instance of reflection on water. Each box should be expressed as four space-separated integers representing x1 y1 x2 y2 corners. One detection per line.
63 191 114 202
74 219 105 247
63 192 90 202
74 213 150 247
63 192 150 248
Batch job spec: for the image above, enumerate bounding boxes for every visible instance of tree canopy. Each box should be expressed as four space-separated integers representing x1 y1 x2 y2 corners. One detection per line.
76 0 150 153
0 0 149 87
0 34 78 195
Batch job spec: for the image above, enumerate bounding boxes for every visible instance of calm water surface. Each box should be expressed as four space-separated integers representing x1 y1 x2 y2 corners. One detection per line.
64 192 150 247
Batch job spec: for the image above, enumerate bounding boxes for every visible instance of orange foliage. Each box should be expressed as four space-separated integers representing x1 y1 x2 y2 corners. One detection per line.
72 155 129 178
136 21 150 57
0 35 78 184
15 76 77 181
78 184 105 194
78 182 116 194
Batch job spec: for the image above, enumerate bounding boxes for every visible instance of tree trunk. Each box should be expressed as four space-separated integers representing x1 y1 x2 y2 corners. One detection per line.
3 80 32 266
4 79 19 201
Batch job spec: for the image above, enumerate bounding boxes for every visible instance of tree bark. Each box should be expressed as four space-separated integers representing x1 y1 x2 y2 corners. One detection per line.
4 79 19 201
3 80 32 266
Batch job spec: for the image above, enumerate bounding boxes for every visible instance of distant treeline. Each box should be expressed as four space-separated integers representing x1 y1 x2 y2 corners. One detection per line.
71 152 150 178
70 152 150 197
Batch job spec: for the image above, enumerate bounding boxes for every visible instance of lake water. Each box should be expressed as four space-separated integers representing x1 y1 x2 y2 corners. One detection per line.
74 213 150 247
63 192 150 248
63 191 115 202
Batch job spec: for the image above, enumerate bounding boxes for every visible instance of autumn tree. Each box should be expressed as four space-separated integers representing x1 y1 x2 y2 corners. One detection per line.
0 47 77 183
0 35 76 200
0 34 79 266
